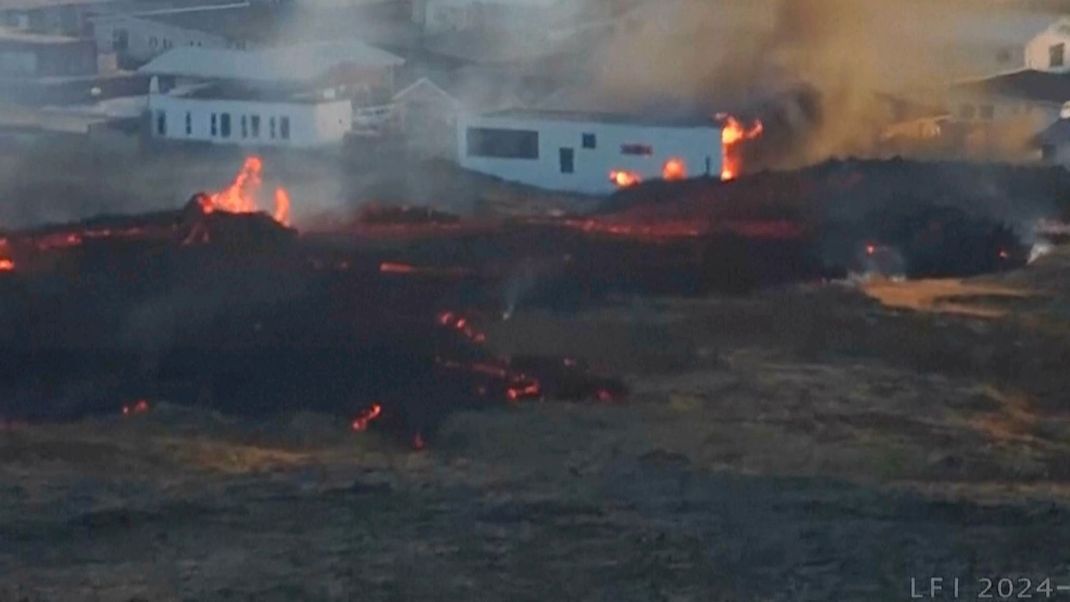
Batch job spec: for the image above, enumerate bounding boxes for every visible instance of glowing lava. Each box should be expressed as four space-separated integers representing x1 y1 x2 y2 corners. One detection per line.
610 170 642 188
207 156 293 225
717 113 763 181
0 258 13 271
662 158 687 181
351 403 383 432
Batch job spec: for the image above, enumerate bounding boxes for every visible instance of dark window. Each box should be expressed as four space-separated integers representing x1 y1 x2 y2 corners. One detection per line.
241 115 247 138
466 127 539 159
559 147 574 174
149 36 158 49
280 116 290 140
1052 43 1065 68
621 143 653 155
112 29 128 52
163 38 172 50
156 110 166 136
210 113 217 136
582 133 596 149
269 117 276 139
996 47 1012 64
184 111 191 135
959 104 976 120
979 105 995 120
251 115 260 138
220 113 231 138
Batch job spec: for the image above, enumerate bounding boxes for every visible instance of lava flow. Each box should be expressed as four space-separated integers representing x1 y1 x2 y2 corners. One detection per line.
717 113 764 181
207 156 293 226
610 170 642 188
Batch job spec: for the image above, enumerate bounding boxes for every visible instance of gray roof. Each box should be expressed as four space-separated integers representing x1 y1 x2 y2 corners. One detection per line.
481 108 717 128
138 40 404 83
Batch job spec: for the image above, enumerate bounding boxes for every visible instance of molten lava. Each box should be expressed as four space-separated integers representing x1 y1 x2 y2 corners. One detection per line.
662 158 687 181
610 170 642 188
207 156 293 225
0 259 13 271
351 403 383 432
717 113 764 181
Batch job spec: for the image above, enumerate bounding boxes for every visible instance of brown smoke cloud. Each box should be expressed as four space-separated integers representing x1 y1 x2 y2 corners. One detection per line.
585 0 1041 169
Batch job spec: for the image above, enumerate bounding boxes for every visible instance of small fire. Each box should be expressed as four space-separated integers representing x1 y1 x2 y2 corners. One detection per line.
717 113 764 181
122 399 150 416
0 258 13 271
662 158 687 181
610 170 642 188
206 156 293 225
351 403 383 432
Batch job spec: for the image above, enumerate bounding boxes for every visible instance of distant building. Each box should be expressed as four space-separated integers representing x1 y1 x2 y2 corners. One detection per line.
1026 17 1070 73
412 0 561 34
456 109 722 195
142 41 404 148
90 3 259 69
0 28 97 77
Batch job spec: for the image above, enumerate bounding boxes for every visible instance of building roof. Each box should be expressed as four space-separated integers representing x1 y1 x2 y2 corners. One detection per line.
953 69 1070 105
479 108 718 128
138 40 404 83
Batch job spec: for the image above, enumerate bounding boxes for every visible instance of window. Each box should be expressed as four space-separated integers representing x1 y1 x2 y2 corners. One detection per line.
155 110 166 136
582 133 596 149
220 113 231 138
279 116 290 140
112 29 128 52
1051 43 1065 68
466 127 539 159
241 115 248 138
210 113 217 136
979 104 995 120
149 36 158 49
162 38 172 50
184 111 191 136
559 147 574 174
996 47 1012 64
958 104 976 120
269 117 276 139
621 143 653 156
251 115 260 138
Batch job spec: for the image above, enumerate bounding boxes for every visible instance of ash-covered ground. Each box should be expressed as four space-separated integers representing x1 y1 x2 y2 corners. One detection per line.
5 244 1070 601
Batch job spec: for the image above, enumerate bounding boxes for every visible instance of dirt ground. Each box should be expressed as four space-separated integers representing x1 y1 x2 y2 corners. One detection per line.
5 247 1070 600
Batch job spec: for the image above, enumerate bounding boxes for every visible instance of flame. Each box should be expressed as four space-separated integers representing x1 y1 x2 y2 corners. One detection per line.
610 170 642 188
351 403 383 432
717 113 763 181
206 156 292 225
662 158 687 181
0 259 13 271
121 399 150 416
273 187 291 227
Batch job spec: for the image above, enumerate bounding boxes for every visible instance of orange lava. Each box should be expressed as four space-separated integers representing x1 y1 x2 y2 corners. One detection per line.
351 403 383 432
0 258 13 271
717 113 763 181
662 158 687 181
207 156 293 225
609 170 642 188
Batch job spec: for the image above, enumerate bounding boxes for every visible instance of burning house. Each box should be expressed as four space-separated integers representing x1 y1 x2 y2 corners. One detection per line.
456 109 724 195
142 40 404 148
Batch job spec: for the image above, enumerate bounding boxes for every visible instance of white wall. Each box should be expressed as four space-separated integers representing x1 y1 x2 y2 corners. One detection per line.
148 93 352 148
456 113 723 195
92 15 233 65
1026 27 1070 73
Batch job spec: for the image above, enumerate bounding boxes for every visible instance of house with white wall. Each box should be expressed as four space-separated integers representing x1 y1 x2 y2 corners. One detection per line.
1026 17 1070 73
142 40 403 148
456 109 722 195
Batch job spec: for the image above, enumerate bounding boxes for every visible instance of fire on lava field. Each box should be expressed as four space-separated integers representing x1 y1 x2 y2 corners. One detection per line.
0 156 1062 449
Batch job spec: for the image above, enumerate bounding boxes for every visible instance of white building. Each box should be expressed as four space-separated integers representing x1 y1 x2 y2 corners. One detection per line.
90 4 251 68
1026 17 1070 73
141 41 404 148
148 84 352 147
413 0 562 33
456 109 722 195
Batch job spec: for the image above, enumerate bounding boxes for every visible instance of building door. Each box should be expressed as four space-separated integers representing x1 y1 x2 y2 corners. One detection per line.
559 147 574 174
